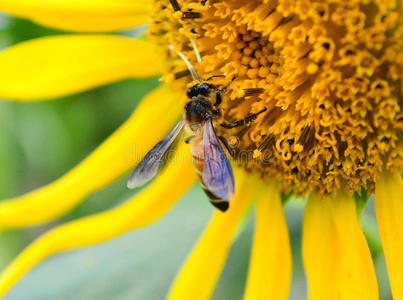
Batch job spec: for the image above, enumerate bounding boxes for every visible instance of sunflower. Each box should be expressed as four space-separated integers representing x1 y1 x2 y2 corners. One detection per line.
0 0 402 299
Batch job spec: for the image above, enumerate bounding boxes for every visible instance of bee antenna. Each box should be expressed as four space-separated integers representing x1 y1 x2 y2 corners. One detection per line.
190 39 202 63
169 44 200 81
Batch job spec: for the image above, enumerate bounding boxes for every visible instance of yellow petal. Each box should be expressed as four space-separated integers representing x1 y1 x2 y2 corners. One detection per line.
243 181 292 300
302 194 339 299
303 193 378 300
375 171 403 300
0 142 196 298
167 170 255 300
330 192 378 298
0 0 151 32
0 35 162 100
0 85 182 229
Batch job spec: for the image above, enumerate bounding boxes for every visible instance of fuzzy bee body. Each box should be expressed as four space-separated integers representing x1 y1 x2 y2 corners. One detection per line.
184 84 234 211
127 81 235 212
189 135 231 212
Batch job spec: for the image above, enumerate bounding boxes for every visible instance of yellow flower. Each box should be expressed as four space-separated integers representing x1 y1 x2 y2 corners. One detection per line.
0 0 402 299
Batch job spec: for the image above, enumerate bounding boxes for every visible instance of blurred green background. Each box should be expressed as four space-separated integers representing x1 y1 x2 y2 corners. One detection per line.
0 13 393 300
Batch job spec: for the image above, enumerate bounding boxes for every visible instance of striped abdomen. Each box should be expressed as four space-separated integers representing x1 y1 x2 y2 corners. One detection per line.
190 136 206 183
190 136 229 211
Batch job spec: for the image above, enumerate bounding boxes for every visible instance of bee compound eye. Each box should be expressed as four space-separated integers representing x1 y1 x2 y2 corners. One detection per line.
200 84 210 94
187 88 193 98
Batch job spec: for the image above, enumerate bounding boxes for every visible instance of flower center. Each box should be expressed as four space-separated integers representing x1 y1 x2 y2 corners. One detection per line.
149 0 403 197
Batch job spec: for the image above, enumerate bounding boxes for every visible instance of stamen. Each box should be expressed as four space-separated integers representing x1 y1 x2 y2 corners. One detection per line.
236 126 250 140
182 11 202 20
169 0 181 12
258 133 275 152
244 88 265 97
174 70 191 79
297 126 311 146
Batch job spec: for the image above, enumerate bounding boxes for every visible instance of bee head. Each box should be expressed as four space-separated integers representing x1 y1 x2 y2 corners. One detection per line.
186 83 215 98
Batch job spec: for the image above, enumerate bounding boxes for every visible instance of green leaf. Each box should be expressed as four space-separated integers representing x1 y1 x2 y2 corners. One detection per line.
281 191 293 206
354 189 370 219
0 231 27 271
361 217 383 260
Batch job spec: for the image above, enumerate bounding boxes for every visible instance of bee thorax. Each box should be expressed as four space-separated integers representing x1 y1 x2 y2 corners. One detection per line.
185 97 212 124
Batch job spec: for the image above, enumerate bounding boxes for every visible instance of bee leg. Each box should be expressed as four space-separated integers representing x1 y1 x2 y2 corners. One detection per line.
184 136 196 144
215 90 224 107
218 136 235 158
220 108 267 129
205 75 225 82
214 75 237 107
211 109 221 118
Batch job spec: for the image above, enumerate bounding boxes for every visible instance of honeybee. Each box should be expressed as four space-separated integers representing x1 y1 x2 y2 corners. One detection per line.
127 44 266 212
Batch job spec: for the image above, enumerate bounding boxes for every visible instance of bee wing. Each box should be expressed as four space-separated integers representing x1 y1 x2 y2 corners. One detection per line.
127 119 185 189
202 118 235 207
